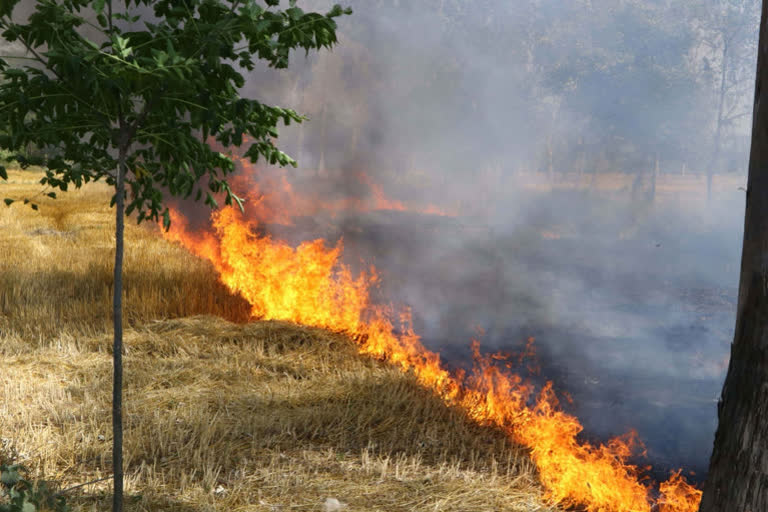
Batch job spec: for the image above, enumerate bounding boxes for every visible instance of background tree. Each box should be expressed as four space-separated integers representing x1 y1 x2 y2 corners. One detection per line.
0 1 350 511
699 0 768 509
537 0 709 187
695 0 760 200
243 0 760 202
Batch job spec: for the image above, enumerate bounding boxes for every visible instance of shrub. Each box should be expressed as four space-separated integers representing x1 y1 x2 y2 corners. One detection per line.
0 464 69 512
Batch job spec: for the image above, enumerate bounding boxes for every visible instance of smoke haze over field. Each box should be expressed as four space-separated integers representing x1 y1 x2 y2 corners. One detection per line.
12 0 750 479
214 0 759 478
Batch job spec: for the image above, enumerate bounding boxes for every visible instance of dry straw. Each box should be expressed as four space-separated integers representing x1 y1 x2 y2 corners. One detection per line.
1 169 557 511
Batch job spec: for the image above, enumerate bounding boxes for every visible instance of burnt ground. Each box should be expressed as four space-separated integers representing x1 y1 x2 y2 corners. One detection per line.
267 201 740 483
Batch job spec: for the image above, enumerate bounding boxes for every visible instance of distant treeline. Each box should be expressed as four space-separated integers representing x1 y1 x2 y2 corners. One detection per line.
3 1 757 183
245 0 758 186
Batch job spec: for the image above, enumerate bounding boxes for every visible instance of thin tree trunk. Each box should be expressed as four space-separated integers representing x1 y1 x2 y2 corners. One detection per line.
291 80 305 167
317 101 327 177
546 101 561 183
700 2 768 510
348 126 359 158
112 139 127 512
709 37 729 203
631 166 643 200
317 148 326 178
296 125 305 169
547 135 554 182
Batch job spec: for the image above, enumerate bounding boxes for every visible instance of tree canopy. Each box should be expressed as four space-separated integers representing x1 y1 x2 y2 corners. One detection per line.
0 3 350 511
0 0 350 225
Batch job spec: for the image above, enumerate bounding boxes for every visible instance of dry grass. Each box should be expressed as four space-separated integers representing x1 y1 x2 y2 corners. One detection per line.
0 169 556 511
0 169 251 342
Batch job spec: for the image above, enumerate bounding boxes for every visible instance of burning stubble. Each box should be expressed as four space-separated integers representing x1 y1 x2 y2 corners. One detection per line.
4 0 751 509
164 185 717 510
162 1 751 507
233 0 748 483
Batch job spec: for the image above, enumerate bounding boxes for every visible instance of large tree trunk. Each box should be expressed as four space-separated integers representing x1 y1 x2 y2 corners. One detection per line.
699 3 768 510
112 141 127 512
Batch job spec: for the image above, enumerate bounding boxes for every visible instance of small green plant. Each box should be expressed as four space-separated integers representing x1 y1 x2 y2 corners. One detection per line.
0 464 69 512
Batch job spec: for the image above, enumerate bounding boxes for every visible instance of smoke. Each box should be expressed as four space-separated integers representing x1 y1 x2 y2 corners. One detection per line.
216 0 759 479
11 0 744 480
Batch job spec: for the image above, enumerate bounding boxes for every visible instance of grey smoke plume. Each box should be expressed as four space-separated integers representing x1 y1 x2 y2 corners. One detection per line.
8 0 755 478
233 0 756 478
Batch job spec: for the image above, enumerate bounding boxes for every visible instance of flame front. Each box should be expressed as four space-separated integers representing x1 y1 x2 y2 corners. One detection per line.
163 206 702 512
224 156 452 223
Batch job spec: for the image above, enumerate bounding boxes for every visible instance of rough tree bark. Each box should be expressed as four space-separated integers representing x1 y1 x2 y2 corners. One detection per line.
699 2 768 510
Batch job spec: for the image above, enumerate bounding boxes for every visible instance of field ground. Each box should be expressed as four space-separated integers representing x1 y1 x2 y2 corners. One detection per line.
0 169 555 511
508 170 745 197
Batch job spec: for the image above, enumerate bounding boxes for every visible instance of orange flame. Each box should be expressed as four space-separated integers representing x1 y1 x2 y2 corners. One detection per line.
163 205 702 512
224 156 452 223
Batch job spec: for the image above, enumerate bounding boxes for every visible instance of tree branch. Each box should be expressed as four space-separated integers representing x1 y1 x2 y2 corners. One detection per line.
107 0 113 34
55 476 113 496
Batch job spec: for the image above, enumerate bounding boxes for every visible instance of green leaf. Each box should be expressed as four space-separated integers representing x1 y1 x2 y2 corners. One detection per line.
0 0 21 18
84 38 100 50
0 465 20 486
204 192 218 209
286 7 304 20
3 198 13 206
0 0 351 254
4 68 27 79
162 208 171 230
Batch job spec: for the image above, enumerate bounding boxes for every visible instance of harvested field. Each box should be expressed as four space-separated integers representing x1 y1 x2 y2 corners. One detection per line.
0 169 555 511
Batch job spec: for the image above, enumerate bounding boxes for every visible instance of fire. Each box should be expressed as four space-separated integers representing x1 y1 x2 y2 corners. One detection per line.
356 171 408 212
225 156 452 224
163 205 702 512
